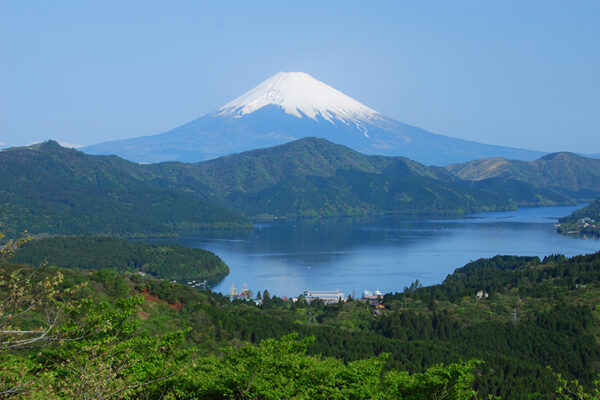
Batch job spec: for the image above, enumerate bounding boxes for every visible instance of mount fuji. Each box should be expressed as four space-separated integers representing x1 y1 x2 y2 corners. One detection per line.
83 72 544 165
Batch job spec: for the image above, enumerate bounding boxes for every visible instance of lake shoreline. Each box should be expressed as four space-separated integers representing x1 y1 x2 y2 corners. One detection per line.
148 204 600 298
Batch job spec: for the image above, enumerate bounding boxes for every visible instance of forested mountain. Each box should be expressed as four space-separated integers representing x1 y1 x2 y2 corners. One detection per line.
147 136 446 198
146 138 509 217
445 152 600 198
464 176 580 208
0 141 251 237
2 249 599 398
148 136 555 198
12 236 229 281
557 196 600 236
1 139 593 238
146 138 579 217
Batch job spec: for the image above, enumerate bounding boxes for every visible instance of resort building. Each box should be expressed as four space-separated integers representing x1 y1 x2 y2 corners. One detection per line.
303 290 345 304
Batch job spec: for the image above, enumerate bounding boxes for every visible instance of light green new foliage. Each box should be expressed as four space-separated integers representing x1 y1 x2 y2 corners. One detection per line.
0 293 188 399
0 232 30 262
0 225 481 400
12 228 600 399
0 231 189 399
37 297 188 399
383 360 481 400
550 367 600 400
173 333 480 400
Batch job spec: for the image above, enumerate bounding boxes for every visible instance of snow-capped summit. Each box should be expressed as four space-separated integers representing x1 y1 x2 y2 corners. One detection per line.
217 72 381 126
83 71 544 165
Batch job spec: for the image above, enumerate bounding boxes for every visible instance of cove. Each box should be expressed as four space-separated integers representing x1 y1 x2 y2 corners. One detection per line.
172 204 600 297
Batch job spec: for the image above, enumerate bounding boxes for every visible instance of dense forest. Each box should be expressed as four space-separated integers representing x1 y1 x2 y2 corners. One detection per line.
2 234 599 398
146 138 600 217
11 236 229 281
3 139 600 237
0 142 252 238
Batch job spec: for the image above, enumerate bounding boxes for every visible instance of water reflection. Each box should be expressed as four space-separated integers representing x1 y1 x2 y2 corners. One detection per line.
170 204 599 297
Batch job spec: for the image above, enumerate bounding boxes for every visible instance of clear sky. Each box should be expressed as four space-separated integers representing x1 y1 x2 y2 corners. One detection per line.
1 0 599 153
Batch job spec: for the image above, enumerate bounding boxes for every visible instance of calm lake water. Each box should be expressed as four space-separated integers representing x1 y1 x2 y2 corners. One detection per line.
171 205 600 297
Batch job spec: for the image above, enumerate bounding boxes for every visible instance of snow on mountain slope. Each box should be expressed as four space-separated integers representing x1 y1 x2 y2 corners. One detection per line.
83 71 545 165
217 72 382 129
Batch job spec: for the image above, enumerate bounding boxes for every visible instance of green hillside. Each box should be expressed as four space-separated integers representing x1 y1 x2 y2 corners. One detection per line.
229 171 507 217
445 152 600 199
2 248 599 398
469 177 575 207
146 137 447 198
0 141 252 237
12 236 229 281
146 138 564 218
1 139 591 238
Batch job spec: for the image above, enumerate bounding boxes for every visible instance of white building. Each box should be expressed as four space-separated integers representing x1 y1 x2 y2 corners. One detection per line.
304 290 345 304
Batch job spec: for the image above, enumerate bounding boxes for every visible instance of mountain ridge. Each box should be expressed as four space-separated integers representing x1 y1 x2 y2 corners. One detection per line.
138 137 512 217
0 141 251 237
445 152 600 195
83 72 545 165
149 137 445 199
3 138 597 237
142 137 587 218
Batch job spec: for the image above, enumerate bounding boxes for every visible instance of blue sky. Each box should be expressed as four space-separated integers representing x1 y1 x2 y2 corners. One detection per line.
1 0 598 153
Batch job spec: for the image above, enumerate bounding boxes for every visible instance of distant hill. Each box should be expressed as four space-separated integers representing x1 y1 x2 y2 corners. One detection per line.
445 152 600 199
144 138 576 218
0 141 251 237
148 137 450 197
1 139 589 237
465 178 575 208
83 72 544 166
143 138 510 217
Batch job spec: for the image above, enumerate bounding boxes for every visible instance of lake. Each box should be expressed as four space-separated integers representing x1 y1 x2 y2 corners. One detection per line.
171 205 600 297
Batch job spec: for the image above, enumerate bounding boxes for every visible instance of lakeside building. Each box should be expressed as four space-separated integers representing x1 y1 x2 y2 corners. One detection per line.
229 282 251 301
304 290 345 304
578 217 596 228
362 290 383 306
